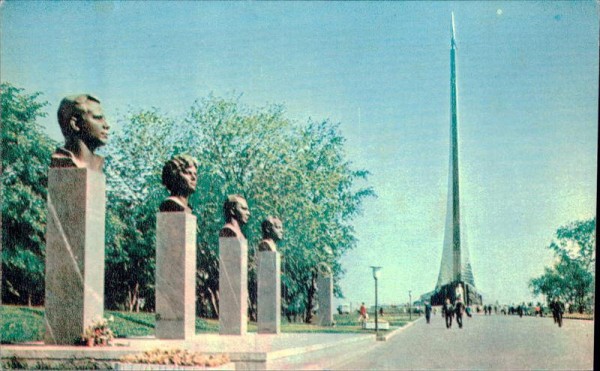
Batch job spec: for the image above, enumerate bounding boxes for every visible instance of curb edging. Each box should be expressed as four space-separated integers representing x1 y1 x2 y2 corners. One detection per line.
377 316 423 341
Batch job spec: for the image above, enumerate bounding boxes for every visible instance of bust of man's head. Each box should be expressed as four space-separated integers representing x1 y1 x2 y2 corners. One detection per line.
261 217 283 242
57 94 108 152
223 194 250 226
162 154 198 196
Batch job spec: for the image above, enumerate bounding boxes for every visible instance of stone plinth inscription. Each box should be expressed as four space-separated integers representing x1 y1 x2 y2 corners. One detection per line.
257 251 281 334
155 212 197 340
218 237 248 335
44 168 105 345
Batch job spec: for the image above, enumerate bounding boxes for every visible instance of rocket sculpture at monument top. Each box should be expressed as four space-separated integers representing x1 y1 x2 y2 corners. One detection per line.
435 13 477 291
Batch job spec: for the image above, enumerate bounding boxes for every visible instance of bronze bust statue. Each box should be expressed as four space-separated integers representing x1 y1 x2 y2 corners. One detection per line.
51 94 109 172
159 154 198 213
219 194 250 239
258 217 283 252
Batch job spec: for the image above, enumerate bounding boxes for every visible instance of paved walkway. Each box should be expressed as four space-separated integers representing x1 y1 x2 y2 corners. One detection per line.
328 314 593 370
2 316 593 369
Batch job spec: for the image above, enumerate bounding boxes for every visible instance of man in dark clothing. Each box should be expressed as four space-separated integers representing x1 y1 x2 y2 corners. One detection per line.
551 298 565 327
455 301 464 328
442 298 454 329
549 300 557 323
424 301 432 324
518 304 523 318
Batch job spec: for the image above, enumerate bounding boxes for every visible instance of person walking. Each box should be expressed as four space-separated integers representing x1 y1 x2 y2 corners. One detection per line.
358 302 368 324
465 305 472 317
518 303 524 318
549 299 557 323
454 283 464 328
424 301 432 324
442 298 454 329
551 298 565 327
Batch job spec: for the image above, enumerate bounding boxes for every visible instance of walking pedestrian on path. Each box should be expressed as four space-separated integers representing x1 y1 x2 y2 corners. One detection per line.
425 301 432 324
358 302 368 323
465 305 472 317
551 297 564 327
442 298 454 329
518 303 524 318
454 283 464 328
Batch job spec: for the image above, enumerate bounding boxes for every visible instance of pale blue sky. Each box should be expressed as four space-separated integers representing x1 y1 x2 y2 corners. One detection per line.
2 1 597 307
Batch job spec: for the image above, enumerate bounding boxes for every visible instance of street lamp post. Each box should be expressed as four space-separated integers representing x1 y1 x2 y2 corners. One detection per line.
370 266 382 338
409 290 412 321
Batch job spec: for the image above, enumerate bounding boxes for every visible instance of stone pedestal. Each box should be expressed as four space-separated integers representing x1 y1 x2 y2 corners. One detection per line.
155 213 197 339
219 238 248 335
257 251 280 334
316 272 334 326
44 168 105 345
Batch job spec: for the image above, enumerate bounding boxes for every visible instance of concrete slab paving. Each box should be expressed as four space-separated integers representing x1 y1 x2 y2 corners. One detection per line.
330 314 594 370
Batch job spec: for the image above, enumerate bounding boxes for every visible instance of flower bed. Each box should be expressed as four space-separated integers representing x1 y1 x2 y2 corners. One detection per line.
562 312 594 320
119 349 230 369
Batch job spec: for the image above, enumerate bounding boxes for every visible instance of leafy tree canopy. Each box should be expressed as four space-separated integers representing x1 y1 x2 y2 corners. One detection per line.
1 82 57 305
104 95 375 317
529 217 596 313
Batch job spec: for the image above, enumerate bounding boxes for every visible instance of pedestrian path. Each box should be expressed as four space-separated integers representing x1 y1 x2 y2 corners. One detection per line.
329 314 594 370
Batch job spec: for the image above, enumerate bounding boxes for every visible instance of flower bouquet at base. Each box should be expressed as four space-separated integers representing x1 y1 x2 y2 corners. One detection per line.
81 316 115 346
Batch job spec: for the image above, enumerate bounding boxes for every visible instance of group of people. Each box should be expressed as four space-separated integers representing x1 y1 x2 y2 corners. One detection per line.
549 297 565 327
423 283 467 329
443 282 465 329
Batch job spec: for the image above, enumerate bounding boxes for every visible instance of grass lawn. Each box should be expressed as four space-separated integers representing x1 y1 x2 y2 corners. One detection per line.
0 305 415 344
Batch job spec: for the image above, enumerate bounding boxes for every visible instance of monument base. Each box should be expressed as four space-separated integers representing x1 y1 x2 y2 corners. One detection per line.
219 238 248 335
155 213 197 340
430 281 482 306
257 251 281 334
44 168 105 345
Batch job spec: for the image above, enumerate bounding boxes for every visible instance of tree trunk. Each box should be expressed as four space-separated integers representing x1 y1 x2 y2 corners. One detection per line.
127 283 140 312
304 273 317 323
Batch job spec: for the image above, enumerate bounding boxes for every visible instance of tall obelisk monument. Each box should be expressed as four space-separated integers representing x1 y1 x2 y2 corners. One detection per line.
449 12 462 283
432 13 481 305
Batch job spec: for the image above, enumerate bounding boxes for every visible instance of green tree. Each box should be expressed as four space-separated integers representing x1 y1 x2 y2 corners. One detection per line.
184 97 374 320
105 95 374 319
530 218 596 313
183 96 299 318
1 83 56 305
103 109 179 312
276 120 374 322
